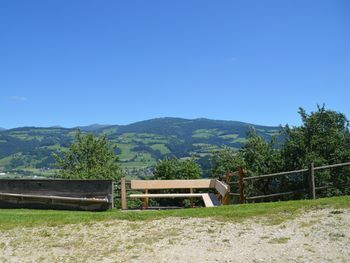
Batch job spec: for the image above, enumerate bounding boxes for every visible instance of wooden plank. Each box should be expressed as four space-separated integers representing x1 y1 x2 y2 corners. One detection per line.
0 192 108 203
131 179 215 190
130 193 221 208
0 179 113 198
201 193 222 207
208 193 221 206
202 194 213 207
214 180 229 197
130 193 205 198
0 179 114 211
0 195 110 211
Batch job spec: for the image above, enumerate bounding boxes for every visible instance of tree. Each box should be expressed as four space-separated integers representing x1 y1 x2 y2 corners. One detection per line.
282 105 350 169
281 105 350 195
153 156 202 180
239 128 283 195
241 128 282 175
211 147 244 179
211 129 281 178
55 130 123 180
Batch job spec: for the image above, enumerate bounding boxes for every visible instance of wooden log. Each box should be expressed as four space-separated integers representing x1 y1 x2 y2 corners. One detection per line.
244 168 308 181
245 189 306 200
308 162 316 199
121 177 127 210
314 162 350 171
229 193 240 196
238 167 245 204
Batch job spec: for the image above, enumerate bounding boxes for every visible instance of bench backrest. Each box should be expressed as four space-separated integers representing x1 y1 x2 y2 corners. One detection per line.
130 179 229 197
214 180 229 197
131 179 215 190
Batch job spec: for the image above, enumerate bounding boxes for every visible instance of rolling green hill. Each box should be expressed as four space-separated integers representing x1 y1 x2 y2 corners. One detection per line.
0 118 281 178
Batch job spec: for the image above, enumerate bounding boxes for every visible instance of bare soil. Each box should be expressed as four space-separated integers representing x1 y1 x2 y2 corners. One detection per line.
0 208 349 263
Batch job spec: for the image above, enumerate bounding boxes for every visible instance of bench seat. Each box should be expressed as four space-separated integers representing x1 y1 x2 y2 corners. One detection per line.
130 193 220 207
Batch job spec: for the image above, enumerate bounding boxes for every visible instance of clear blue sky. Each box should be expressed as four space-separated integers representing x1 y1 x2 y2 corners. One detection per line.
1 0 349 128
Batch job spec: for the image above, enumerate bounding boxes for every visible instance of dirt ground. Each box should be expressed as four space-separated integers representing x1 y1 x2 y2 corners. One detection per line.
0 208 349 263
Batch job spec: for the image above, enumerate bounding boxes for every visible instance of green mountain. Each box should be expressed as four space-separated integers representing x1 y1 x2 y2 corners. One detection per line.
0 118 281 178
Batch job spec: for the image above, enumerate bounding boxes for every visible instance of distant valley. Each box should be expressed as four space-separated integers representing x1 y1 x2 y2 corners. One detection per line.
0 118 281 178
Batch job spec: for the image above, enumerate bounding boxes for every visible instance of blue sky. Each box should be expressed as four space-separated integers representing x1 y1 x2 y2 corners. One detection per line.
1 0 349 128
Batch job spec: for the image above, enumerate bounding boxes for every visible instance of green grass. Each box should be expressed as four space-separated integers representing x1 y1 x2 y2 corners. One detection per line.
118 143 136 160
150 144 170 155
232 137 247 143
220 134 239 140
0 196 349 231
192 129 218 139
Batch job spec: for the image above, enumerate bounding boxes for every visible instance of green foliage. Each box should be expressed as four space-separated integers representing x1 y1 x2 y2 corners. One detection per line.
282 105 350 169
55 130 123 180
153 157 202 180
211 105 350 198
281 105 350 195
211 147 244 178
241 128 282 175
212 129 281 177
239 129 284 196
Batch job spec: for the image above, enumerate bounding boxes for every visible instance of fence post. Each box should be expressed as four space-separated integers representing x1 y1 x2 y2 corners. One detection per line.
238 167 245 204
143 189 149 209
121 177 127 210
308 162 316 199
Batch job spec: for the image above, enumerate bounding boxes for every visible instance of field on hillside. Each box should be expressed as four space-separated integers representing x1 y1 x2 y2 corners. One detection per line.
0 197 349 262
0 118 280 178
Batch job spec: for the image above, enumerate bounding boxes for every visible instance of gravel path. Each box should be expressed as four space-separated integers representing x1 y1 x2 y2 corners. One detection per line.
0 208 349 263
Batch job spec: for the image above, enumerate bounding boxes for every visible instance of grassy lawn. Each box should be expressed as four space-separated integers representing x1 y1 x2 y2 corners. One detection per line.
0 196 349 231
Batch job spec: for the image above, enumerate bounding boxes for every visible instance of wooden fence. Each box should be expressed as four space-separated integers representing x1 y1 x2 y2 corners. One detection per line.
114 161 350 208
229 161 350 203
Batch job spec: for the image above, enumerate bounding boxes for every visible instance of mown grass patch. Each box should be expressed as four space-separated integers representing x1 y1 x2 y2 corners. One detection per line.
0 196 349 231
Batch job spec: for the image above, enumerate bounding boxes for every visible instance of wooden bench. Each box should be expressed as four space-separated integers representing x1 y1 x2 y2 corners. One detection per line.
121 179 229 209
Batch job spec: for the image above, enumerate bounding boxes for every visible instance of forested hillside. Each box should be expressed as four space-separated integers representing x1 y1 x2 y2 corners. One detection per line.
0 118 280 177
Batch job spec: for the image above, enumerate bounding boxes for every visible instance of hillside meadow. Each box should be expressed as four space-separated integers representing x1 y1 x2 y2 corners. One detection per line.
0 118 279 178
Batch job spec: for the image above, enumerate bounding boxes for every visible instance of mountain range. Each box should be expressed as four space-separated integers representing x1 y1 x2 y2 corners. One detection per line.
0 118 281 178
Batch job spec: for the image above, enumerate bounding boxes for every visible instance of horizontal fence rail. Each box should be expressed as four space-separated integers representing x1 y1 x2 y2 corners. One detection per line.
314 162 350 171
244 168 308 181
245 189 307 201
